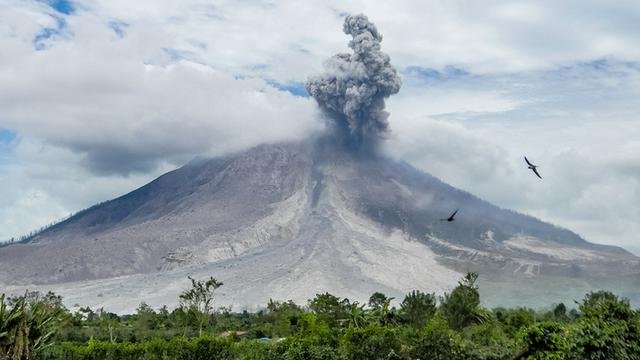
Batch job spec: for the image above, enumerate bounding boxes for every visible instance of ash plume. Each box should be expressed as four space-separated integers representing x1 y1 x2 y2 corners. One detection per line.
306 14 401 148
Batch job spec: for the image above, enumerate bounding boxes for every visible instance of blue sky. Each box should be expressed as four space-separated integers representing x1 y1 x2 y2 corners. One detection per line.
266 81 308 97
41 0 74 15
0 0 639 250
0 129 16 165
32 0 72 50
0 129 16 143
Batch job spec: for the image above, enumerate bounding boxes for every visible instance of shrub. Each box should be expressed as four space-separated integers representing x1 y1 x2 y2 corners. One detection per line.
404 316 468 360
340 325 401 360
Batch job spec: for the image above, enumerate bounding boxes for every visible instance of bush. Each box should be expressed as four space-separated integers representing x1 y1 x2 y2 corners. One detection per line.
404 316 468 360
518 321 568 360
233 340 275 360
40 336 235 360
463 322 515 360
400 290 437 328
30 276 640 360
280 337 339 360
441 273 485 330
340 325 401 360
565 291 640 359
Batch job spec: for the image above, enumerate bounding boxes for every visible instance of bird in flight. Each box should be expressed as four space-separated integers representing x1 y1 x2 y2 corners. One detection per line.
441 209 459 222
525 156 542 179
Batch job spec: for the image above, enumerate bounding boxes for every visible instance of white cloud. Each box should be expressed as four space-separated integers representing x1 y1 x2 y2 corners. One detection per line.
387 60 640 248
0 4 322 175
0 138 171 240
0 0 323 238
0 0 639 251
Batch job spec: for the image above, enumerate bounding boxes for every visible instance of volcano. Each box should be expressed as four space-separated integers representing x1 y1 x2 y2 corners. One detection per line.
1 137 638 312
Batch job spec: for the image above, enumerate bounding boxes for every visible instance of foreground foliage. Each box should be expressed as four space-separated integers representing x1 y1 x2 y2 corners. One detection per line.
1 273 639 359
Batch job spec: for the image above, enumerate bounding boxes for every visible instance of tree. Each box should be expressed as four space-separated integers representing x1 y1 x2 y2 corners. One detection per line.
400 290 436 328
567 291 640 359
346 302 368 329
553 303 567 319
503 307 535 334
265 300 304 337
95 308 120 343
75 306 97 322
515 321 568 359
280 337 339 360
133 302 158 340
464 322 516 359
0 292 66 359
340 325 402 360
295 313 333 344
405 316 468 360
367 292 388 310
179 276 223 336
440 272 486 330
579 291 634 321
308 293 351 330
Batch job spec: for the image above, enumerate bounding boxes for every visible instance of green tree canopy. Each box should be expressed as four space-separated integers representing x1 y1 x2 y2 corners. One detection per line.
179 276 223 336
440 272 485 330
400 290 436 328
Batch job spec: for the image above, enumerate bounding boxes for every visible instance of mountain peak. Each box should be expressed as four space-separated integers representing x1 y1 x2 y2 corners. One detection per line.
1 138 637 311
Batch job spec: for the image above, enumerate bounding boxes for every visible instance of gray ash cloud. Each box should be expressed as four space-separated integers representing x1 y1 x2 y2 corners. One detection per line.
306 14 401 148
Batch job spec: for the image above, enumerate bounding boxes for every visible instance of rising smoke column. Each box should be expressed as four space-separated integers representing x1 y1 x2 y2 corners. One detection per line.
306 14 401 147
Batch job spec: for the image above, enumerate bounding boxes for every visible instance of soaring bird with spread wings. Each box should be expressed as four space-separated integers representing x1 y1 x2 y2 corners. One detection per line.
525 156 542 179
441 209 459 222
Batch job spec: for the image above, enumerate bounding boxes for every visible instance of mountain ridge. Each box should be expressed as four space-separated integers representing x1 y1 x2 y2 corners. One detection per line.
0 137 637 309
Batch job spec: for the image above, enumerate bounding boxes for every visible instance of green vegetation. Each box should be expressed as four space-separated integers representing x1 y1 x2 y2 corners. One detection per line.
1 273 639 359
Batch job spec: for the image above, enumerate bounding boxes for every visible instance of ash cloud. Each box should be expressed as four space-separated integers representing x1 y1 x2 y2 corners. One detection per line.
306 14 401 148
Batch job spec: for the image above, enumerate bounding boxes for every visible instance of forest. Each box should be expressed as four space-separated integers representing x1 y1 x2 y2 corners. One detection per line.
1 273 639 359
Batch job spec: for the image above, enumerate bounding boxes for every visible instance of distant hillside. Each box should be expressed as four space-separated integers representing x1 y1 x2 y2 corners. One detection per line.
1 137 637 310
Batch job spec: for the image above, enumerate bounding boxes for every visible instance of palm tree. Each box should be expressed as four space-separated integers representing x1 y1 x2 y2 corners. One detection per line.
179 276 223 336
0 293 64 359
346 302 369 328
0 294 25 359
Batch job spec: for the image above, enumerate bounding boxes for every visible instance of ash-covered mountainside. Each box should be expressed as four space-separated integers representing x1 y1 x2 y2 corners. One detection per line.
0 138 636 293
3 14 637 311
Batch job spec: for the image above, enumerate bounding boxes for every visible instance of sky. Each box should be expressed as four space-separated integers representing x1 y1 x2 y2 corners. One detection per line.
0 0 639 252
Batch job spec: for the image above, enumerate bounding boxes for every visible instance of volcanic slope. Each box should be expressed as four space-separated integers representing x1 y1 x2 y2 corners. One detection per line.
1 138 637 311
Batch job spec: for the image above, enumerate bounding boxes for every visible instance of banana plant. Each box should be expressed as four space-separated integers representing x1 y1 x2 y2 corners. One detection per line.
346 302 369 328
0 292 64 360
